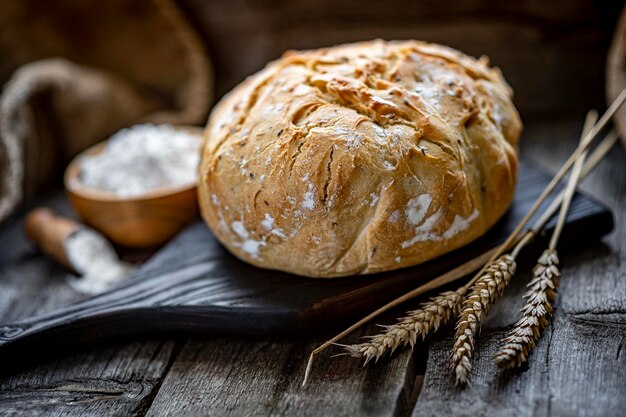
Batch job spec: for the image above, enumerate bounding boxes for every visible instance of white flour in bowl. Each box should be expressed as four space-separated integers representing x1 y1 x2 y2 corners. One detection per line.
79 124 201 197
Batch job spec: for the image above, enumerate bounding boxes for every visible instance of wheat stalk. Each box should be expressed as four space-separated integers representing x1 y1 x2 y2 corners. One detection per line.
452 110 610 384
493 249 560 368
340 290 463 363
492 111 598 369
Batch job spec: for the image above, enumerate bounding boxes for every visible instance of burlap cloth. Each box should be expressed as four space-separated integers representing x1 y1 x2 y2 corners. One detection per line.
0 0 212 223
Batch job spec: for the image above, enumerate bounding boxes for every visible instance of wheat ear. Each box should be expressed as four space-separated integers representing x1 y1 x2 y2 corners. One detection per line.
341 290 464 363
493 249 560 368
492 111 596 369
451 254 517 385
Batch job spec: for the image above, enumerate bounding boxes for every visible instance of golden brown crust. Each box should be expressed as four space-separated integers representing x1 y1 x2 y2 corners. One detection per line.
198 39 522 278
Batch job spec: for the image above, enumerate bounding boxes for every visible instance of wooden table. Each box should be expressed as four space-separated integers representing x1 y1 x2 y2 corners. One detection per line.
0 118 624 417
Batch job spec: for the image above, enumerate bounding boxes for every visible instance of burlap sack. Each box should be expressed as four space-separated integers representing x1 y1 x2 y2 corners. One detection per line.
0 0 212 223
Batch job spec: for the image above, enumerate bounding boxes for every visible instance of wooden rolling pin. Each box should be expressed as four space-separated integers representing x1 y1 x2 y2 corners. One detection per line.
24 208 82 270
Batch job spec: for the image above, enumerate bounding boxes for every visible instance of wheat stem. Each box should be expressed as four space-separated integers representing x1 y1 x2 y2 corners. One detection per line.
528 129 618 235
549 111 597 249
493 110 596 369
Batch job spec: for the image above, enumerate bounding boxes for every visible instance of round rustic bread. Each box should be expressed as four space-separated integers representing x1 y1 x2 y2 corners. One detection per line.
198 40 521 278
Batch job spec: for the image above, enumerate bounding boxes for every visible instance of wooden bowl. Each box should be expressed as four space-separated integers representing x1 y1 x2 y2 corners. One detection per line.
64 126 204 248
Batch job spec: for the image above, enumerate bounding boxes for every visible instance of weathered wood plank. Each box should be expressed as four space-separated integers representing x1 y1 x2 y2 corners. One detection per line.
144 327 417 417
413 120 626 417
0 340 177 417
0 197 179 417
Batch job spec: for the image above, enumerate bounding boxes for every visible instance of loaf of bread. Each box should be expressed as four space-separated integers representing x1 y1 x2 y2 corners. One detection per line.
198 40 521 278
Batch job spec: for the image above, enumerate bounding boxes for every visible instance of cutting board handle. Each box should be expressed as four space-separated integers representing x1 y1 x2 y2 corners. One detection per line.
0 303 105 346
0 293 158 369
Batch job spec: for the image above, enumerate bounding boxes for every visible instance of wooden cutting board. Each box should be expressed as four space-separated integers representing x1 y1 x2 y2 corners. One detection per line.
0 161 613 365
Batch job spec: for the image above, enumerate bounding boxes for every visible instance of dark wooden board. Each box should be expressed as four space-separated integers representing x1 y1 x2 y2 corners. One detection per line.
0 161 613 369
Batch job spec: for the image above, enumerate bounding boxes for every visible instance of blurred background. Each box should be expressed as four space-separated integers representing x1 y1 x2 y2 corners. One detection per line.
183 0 624 120
2 1 624 117
0 0 624 220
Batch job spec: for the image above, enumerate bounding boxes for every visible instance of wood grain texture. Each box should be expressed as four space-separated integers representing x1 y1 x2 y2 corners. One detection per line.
0 340 176 417
413 120 626 417
144 328 418 417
